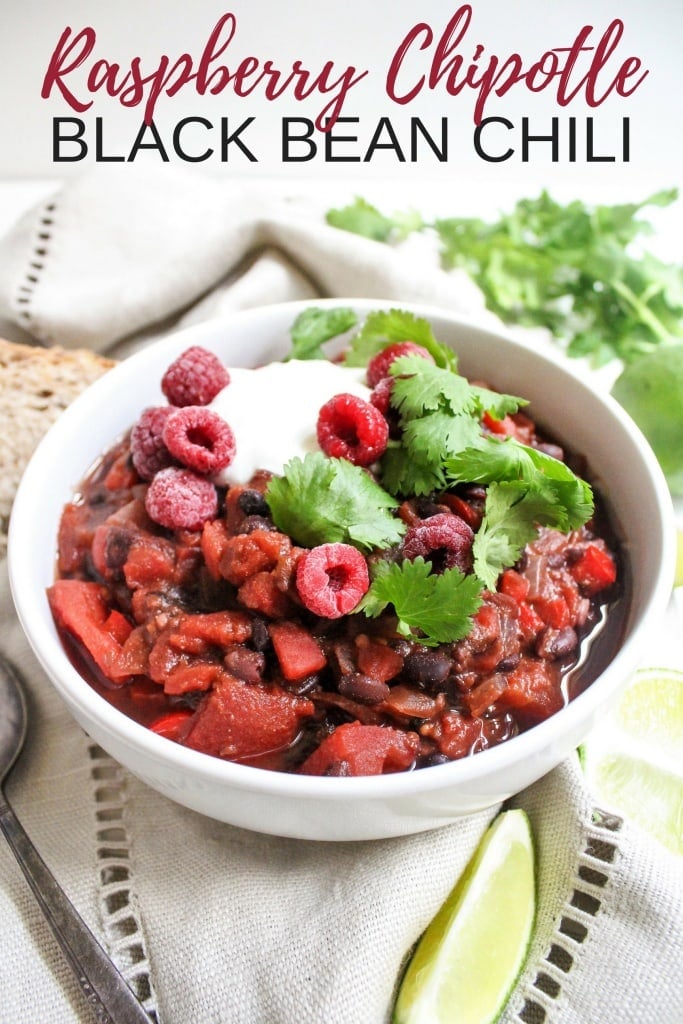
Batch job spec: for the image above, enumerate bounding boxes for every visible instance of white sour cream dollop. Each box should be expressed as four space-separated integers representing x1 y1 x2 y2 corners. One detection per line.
209 359 371 485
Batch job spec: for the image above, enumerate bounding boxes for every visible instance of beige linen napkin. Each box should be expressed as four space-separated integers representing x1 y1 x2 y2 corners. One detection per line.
0 168 681 1024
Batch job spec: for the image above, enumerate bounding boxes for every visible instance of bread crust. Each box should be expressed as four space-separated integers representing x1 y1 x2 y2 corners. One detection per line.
0 339 115 555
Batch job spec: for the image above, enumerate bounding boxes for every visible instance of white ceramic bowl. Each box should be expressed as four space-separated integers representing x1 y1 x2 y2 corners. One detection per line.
9 300 676 841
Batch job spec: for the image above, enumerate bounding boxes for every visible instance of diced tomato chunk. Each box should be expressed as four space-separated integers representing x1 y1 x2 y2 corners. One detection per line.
496 658 564 722
483 411 516 435
269 621 327 681
184 672 313 759
219 530 289 585
47 579 129 684
518 602 545 641
150 709 194 741
299 722 419 776
103 609 133 645
163 662 221 695
429 711 488 760
238 571 293 619
570 543 617 595
172 611 252 647
499 569 530 603
355 639 403 682
532 594 571 629
200 519 230 580
117 626 152 676
123 538 176 589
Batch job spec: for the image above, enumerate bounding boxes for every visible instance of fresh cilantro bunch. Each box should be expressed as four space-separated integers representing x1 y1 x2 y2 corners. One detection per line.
326 190 683 366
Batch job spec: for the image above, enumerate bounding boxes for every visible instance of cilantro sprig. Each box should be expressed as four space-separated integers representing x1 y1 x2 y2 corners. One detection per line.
357 557 484 646
446 437 594 589
380 354 527 497
265 452 404 552
326 190 683 366
287 306 358 361
342 309 458 371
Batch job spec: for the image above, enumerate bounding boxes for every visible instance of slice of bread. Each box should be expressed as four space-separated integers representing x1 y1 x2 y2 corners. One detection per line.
0 339 115 556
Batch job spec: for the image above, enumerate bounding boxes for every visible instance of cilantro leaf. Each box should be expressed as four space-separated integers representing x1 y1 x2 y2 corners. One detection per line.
380 442 446 497
287 306 358 361
326 197 396 242
326 196 424 242
357 556 484 645
265 452 404 552
342 309 458 371
389 356 476 416
445 436 594 530
470 384 529 419
471 482 552 589
402 410 481 467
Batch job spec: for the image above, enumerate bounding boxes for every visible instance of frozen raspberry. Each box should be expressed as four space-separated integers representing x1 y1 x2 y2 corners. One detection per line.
403 512 474 574
161 346 230 407
145 467 218 531
163 406 236 475
317 393 389 466
130 406 176 480
366 342 434 388
296 543 370 618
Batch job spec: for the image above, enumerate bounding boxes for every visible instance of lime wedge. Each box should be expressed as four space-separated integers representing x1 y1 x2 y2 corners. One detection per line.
675 529 683 589
582 667 683 855
611 343 683 494
393 809 535 1024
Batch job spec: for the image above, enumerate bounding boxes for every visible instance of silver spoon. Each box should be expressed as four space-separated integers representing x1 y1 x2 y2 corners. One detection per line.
0 654 151 1024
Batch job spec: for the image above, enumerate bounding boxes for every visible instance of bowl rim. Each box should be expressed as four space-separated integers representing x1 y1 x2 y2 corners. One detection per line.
8 298 677 801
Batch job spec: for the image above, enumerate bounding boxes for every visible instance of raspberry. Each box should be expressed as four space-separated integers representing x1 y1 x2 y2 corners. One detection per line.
130 406 176 480
163 406 236 475
403 512 474 574
295 543 370 618
161 346 230 407
370 376 393 415
366 342 434 388
317 393 389 466
145 467 218 531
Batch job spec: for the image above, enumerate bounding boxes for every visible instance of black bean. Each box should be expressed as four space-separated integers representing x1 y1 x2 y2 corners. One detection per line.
338 673 390 705
104 527 134 570
251 617 271 651
418 751 452 768
238 489 269 516
536 626 579 661
288 674 320 696
496 653 521 673
404 649 452 690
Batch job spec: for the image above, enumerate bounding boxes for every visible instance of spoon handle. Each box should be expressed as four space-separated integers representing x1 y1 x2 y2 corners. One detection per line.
0 796 150 1024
